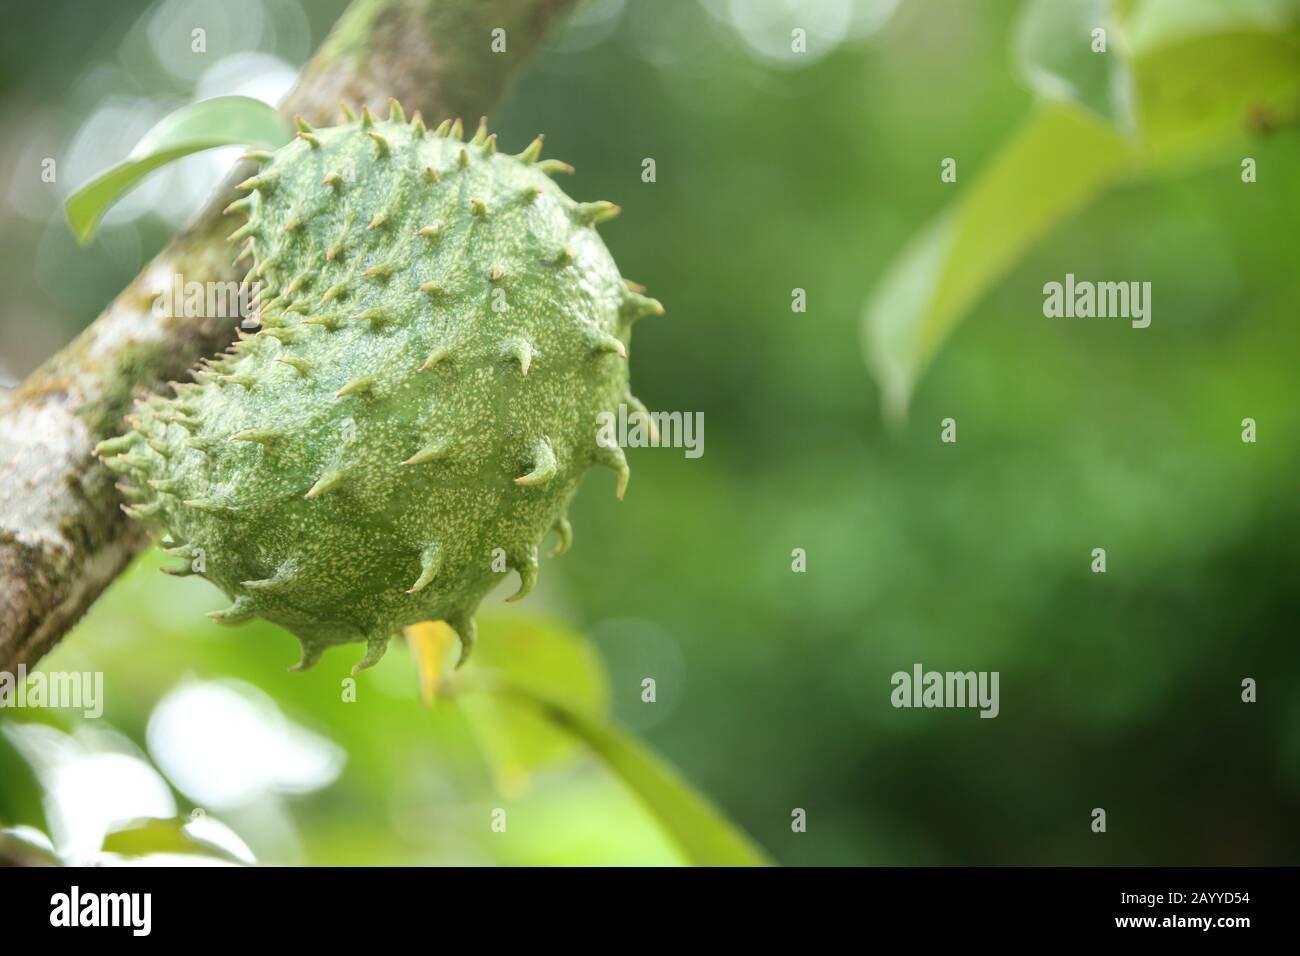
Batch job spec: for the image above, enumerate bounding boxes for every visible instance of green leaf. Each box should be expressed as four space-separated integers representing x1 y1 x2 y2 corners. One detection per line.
484 680 772 866
0 828 60 866
1130 27 1300 170
64 95 291 244
864 105 1134 423
456 612 610 793
100 816 245 864
1119 0 1300 55
863 5 1300 420
1016 0 1135 128
0 722 49 833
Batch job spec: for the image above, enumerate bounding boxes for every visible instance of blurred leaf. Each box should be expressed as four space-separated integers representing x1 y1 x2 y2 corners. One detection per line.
65 95 290 244
863 105 1132 423
455 613 609 792
0 721 50 833
1131 28 1300 169
1120 0 1300 54
448 614 767 864
864 3 1300 419
0 828 60 866
1017 0 1135 127
489 773 684 866
100 816 244 864
487 681 771 867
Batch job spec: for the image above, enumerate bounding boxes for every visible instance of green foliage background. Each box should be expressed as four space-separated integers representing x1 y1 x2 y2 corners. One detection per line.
1 0 1298 865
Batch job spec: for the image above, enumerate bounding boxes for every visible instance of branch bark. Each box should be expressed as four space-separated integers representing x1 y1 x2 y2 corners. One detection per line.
0 0 576 673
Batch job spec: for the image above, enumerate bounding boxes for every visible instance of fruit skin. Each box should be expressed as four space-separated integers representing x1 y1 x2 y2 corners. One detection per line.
99 103 661 673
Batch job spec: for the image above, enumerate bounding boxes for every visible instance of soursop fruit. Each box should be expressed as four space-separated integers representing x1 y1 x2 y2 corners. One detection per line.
98 102 661 673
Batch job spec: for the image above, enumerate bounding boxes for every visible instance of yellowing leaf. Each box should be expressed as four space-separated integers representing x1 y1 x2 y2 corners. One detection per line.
404 620 457 706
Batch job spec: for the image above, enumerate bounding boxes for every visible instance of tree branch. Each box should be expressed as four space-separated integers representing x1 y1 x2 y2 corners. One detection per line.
0 0 576 673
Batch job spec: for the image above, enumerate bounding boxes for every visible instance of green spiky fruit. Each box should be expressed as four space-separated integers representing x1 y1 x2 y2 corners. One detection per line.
99 104 661 673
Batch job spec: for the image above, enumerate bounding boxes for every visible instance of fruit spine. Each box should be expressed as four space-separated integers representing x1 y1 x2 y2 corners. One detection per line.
99 102 661 673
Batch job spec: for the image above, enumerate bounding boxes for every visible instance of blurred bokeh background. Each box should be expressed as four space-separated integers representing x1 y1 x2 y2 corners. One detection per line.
1 0 1298 865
